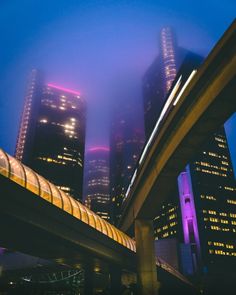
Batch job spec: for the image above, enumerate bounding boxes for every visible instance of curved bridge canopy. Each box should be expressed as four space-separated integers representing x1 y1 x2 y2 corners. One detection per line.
0 149 135 253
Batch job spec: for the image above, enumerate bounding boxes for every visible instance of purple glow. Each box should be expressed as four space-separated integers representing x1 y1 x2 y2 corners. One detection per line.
89 146 110 152
178 167 201 258
47 83 80 96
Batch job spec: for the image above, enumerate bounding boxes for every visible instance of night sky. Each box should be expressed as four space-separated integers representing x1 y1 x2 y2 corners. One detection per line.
0 0 235 172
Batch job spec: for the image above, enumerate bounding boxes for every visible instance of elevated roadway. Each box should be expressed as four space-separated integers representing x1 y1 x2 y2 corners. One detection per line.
119 20 236 232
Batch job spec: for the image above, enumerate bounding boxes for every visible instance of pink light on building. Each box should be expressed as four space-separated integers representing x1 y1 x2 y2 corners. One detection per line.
178 166 201 271
89 147 110 152
47 83 80 96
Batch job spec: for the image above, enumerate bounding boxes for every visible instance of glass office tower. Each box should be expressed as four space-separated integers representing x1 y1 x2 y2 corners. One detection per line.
83 146 110 220
15 69 86 200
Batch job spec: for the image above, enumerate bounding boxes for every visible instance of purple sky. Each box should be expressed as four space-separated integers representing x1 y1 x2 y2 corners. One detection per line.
0 0 235 172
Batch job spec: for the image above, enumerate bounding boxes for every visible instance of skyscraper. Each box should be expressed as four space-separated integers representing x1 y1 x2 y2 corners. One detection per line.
83 146 110 220
160 27 178 94
110 93 145 225
142 26 199 139
184 127 236 273
15 69 86 200
154 126 236 275
142 57 165 140
15 69 43 162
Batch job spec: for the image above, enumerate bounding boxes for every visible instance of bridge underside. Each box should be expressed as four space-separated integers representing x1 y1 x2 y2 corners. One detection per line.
0 175 136 271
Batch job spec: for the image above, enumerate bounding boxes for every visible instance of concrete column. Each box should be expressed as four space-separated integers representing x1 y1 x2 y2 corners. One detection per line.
110 266 122 295
135 219 160 295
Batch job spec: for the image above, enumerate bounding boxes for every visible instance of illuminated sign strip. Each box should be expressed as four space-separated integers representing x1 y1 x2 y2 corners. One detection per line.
47 84 81 96
89 147 110 152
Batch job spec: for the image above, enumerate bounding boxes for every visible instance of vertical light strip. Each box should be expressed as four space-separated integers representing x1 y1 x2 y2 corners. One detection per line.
15 70 37 161
161 27 177 93
173 70 197 106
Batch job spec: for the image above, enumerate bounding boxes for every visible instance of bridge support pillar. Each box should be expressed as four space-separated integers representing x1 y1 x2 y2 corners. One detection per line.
110 266 121 295
135 219 160 295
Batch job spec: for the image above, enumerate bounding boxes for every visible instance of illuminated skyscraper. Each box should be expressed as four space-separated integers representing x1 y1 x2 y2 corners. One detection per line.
15 69 43 162
185 127 236 273
160 27 178 93
154 127 236 275
143 27 198 138
15 69 86 200
83 146 110 220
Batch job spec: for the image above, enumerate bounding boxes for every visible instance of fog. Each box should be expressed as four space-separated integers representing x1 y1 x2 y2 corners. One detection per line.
0 0 235 162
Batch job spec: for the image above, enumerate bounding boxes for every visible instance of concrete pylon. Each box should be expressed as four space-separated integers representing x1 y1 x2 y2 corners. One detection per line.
135 219 160 295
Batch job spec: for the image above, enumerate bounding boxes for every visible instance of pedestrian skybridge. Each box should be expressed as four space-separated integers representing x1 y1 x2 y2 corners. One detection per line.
0 148 193 289
0 148 135 253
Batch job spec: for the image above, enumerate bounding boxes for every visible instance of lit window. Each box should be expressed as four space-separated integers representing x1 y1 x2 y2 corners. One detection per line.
39 118 48 123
